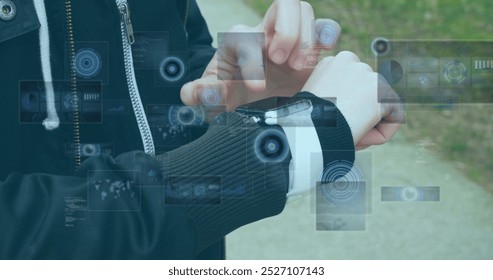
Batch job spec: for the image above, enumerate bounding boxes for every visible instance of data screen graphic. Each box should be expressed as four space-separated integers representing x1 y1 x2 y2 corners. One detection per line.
375 40 493 104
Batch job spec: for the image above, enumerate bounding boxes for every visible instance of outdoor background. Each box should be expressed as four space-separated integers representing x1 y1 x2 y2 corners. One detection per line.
196 0 493 259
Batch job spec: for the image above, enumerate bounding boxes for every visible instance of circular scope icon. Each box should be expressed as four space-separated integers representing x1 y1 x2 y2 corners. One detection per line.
320 161 364 206
443 60 467 85
75 48 102 79
371 37 391 56
160 56 186 82
254 129 290 163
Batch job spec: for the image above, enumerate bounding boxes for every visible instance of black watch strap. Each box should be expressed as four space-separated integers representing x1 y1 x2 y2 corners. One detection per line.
293 91 355 172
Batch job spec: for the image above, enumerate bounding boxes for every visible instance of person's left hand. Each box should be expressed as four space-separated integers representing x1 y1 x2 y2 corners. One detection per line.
302 51 405 150
180 0 341 111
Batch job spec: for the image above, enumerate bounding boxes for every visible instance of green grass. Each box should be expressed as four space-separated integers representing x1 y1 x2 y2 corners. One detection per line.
244 0 493 192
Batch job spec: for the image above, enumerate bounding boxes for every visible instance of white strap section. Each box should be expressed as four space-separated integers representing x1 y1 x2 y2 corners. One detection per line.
266 109 323 198
33 0 60 130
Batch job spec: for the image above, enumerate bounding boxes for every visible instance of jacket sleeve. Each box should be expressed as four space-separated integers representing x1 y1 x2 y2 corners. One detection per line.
0 101 355 259
185 0 216 80
0 152 198 259
0 112 290 259
163 94 356 254
161 112 291 254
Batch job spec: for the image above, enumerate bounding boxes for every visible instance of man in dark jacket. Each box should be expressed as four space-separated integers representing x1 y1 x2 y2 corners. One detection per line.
0 0 402 259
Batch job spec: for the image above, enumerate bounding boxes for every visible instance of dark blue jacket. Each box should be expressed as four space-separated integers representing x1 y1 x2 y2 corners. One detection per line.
0 0 239 259
0 0 354 259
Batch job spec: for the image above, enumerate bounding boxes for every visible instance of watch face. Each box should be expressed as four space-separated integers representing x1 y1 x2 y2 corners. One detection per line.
236 96 310 118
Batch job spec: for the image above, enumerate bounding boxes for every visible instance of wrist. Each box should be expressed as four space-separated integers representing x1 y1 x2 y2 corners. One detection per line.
235 93 355 198
333 98 381 145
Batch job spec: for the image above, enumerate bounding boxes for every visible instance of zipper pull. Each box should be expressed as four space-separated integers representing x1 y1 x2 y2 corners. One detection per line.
119 2 135 45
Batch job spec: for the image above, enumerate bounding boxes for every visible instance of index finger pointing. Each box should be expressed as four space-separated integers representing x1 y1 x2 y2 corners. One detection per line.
268 0 302 64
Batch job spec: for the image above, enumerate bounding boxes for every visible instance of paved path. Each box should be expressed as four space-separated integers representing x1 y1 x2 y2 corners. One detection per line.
196 0 493 259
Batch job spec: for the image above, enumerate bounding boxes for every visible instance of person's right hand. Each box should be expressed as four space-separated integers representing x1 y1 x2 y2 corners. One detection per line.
301 51 405 150
180 0 341 111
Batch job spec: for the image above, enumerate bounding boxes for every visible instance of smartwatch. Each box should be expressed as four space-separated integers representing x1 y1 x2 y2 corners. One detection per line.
236 97 312 125
236 96 324 197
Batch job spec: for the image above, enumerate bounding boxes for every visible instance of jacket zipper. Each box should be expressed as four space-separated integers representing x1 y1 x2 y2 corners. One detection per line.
116 0 155 156
115 0 225 259
181 0 189 26
65 0 82 168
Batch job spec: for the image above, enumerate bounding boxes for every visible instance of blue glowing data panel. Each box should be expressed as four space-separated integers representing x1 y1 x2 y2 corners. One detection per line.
381 186 440 202
19 80 102 124
375 40 493 104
